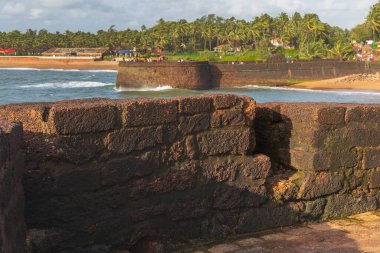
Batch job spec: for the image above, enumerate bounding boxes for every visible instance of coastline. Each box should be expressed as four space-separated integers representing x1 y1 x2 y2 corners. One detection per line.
0 57 118 70
291 76 380 91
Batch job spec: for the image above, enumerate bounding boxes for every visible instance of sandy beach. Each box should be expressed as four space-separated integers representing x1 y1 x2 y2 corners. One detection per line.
0 57 118 70
292 75 380 91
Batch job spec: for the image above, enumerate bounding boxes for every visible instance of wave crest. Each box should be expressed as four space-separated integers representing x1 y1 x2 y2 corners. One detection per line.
18 81 114 89
116 85 174 92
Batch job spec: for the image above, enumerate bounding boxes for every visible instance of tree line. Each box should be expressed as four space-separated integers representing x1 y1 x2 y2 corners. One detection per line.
1 1 380 60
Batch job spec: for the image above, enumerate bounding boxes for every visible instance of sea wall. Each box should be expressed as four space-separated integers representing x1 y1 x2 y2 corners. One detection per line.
0 97 380 253
0 121 25 253
117 61 380 89
116 62 212 89
210 61 369 87
255 103 380 219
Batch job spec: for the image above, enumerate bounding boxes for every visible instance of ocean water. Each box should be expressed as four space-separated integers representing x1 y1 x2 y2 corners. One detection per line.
1 68 380 104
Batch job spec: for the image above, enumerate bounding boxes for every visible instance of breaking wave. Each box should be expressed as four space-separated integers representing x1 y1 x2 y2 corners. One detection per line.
18 81 114 89
115 85 174 92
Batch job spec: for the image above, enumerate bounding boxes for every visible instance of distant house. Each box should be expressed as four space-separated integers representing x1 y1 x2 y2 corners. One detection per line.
0 48 16 55
270 38 294 49
213 45 223 52
42 48 108 58
213 45 237 53
270 38 283 47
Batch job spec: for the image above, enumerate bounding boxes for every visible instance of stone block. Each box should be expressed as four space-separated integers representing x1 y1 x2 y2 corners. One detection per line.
236 204 302 234
129 163 198 197
53 167 102 195
179 114 210 135
363 149 380 169
297 172 344 200
54 134 105 164
0 102 51 133
178 96 212 114
49 102 120 134
122 99 177 127
240 154 271 180
303 199 327 218
346 106 380 123
201 159 239 183
197 128 253 156
277 103 319 123
0 121 25 253
107 126 163 154
370 170 380 189
345 128 380 147
241 96 256 123
211 109 245 128
323 194 377 220
317 107 346 125
211 94 239 109
101 152 159 186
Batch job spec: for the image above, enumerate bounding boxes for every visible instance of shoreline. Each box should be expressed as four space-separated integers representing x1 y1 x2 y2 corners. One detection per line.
291 76 380 91
0 57 118 70
1 59 380 92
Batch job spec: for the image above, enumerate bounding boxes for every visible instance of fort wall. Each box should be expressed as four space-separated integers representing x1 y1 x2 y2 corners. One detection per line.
0 96 379 252
117 61 380 89
116 61 212 89
0 121 25 253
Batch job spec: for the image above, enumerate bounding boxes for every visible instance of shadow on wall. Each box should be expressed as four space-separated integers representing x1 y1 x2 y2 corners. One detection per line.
0 97 379 253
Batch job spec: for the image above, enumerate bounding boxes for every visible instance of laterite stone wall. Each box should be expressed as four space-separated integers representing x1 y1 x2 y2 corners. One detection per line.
0 121 25 253
0 97 380 253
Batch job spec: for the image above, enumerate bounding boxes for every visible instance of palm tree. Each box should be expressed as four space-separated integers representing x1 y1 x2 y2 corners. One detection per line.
366 2 380 41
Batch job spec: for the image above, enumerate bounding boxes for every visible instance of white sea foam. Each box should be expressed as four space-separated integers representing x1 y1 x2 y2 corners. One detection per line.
18 81 114 89
115 85 174 92
240 85 380 96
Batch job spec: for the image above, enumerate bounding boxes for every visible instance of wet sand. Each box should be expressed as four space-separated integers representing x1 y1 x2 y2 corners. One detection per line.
0 57 118 70
292 76 380 91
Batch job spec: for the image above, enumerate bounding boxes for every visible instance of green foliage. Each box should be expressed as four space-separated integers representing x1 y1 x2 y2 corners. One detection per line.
328 41 355 61
366 1 380 40
0 5 377 61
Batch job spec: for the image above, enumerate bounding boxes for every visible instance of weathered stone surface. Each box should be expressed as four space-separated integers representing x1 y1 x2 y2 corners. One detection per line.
0 102 51 133
53 166 102 195
178 96 212 114
122 99 177 126
211 109 245 128
49 102 120 134
201 159 239 183
54 134 105 164
298 172 344 200
179 114 210 135
237 204 302 234
197 128 252 155
240 155 271 180
345 128 380 147
129 163 198 197
346 106 380 123
317 107 346 125
101 152 159 186
323 194 377 219
303 198 327 219
211 94 239 109
369 170 380 189
0 121 25 253
363 149 380 169
269 175 299 202
107 126 163 154
13 98 380 253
